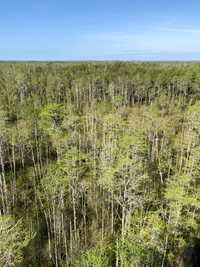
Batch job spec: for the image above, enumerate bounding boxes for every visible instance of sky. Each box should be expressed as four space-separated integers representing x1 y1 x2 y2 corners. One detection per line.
1 0 200 61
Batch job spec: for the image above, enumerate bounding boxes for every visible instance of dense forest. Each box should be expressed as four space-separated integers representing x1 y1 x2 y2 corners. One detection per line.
1 61 200 266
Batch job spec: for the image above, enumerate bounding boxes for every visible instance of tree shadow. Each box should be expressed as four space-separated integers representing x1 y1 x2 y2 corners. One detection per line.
190 238 200 267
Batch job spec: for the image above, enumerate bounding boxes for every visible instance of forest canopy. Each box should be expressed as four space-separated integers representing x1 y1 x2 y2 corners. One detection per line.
0 61 200 266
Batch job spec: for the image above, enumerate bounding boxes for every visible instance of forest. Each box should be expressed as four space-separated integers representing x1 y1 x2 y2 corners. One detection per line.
0 61 200 266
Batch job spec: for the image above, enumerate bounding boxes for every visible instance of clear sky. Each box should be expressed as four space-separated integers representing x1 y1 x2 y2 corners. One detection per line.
1 0 200 61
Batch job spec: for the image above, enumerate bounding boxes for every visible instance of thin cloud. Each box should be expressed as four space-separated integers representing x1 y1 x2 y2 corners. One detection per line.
89 24 200 55
164 15 186 26
144 26 200 34
122 49 151 53
107 50 200 61
29 50 56 55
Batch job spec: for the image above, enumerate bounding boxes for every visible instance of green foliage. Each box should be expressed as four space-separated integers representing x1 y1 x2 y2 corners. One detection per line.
74 242 114 267
0 215 35 266
1 61 200 266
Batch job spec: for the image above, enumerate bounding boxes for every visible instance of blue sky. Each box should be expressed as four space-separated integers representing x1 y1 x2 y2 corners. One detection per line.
1 0 200 60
